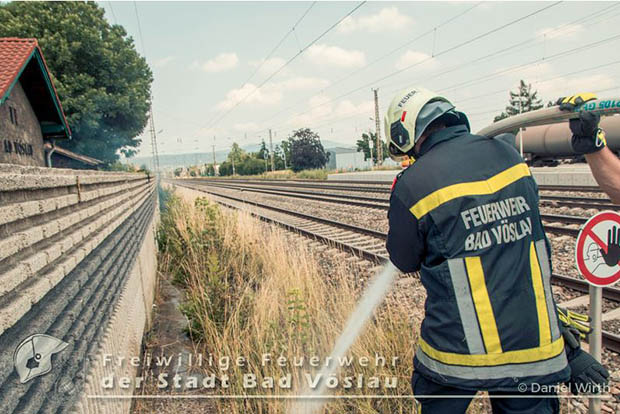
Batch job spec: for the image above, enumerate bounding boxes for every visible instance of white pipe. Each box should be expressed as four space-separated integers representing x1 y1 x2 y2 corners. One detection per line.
477 98 620 138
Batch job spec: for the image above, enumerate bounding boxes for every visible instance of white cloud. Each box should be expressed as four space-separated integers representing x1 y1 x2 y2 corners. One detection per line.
216 83 280 110
194 52 239 73
537 24 584 40
395 51 437 71
153 56 175 68
306 44 366 68
290 95 373 126
249 57 287 76
338 7 412 33
536 73 615 98
215 76 329 110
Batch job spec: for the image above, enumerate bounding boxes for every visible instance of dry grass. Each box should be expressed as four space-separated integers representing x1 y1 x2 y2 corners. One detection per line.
157 194 415 413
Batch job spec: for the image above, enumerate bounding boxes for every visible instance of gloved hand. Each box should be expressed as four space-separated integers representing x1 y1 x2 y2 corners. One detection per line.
566 348 610 394
556 93 607 154
570 111 607 154
558 307 610 394
556 93 598 110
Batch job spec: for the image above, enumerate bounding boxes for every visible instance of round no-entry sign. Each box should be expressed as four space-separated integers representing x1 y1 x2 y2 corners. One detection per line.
575 210 620 287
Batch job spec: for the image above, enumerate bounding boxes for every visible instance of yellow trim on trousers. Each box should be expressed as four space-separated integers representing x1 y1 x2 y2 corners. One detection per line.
410 163 531 219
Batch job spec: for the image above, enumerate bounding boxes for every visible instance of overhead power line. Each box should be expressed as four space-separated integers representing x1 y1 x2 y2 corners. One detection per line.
201 1 367 134
273 1 562 132
199 2 317 131
107 1 118 25
255 1 482 127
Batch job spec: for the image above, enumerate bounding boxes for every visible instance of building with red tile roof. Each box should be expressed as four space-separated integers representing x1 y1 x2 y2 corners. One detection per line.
0 38 78 167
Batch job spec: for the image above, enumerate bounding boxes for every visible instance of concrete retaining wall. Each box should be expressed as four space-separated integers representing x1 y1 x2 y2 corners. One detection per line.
0 163 159 414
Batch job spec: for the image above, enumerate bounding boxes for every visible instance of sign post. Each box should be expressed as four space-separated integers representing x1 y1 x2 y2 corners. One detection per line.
574 210 620 414
588 285 602 414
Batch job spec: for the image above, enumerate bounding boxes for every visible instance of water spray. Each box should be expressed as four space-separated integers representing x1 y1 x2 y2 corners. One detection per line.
287 261 399 414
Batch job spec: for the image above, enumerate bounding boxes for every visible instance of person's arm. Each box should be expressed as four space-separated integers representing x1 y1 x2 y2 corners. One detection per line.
585 147 620 204
386 194 424 273
556 94 620 203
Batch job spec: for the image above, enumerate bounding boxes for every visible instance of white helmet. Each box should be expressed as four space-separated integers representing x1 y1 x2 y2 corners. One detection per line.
384 87 454 160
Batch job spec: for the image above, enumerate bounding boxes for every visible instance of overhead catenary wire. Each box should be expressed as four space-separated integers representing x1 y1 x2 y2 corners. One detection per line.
439 32 620 94
107 1 118 25
199 2 317 131
201 1 367 135
263 3 619 137
254 1 482 127
133 1 148 58
271 46 620 139
377 1 620 95
263 1 562 135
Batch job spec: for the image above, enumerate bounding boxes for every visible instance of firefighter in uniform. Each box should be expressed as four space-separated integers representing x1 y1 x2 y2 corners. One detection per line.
384 88 609 413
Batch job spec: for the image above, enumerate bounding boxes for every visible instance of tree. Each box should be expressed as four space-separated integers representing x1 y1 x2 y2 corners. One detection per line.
237 157 265 175
0 2 153 163
494 80 543 123
219 161 233 176
288 128 328 172
356 131 388 164
227 142 246 164
205 164 216 176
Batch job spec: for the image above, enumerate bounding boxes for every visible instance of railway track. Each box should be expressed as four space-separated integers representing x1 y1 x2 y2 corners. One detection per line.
189 177 604 192
172 180 620 353
183 178 616 211
180 179 595 237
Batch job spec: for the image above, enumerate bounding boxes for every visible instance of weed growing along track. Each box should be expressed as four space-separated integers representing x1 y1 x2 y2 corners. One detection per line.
153 193 417 414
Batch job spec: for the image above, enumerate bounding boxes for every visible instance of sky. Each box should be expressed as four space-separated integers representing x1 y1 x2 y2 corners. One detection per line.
100 1 620 160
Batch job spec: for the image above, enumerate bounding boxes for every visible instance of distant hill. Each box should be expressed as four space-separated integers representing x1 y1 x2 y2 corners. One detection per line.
128 139 356 169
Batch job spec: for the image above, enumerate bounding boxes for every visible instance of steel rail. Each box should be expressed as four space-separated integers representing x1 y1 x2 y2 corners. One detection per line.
186 179 607 200
603 331 620 353
183 179 617 211
186 180 389 209
186 178 392 193
172 181 620 351
176 181 387 239
174 181 619 299
539 185 603 193
180 180 590 236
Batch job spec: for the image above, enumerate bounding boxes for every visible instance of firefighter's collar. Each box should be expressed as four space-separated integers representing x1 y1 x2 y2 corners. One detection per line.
417 124 469 157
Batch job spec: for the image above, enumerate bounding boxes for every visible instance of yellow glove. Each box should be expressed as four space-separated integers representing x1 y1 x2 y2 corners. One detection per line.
558 307 591 340
556 93 597 111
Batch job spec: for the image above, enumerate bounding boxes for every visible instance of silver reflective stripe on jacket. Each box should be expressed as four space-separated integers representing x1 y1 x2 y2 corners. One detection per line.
534 239 561 341
448 258 485 354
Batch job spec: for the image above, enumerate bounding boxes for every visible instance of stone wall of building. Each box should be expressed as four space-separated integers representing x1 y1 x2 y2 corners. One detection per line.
0 163 159 414
0 81 46 167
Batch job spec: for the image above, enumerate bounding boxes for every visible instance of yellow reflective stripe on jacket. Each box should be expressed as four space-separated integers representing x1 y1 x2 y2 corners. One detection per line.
418 336 564 367
530 241 551 346
410 163 531 219
465 256 502 354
